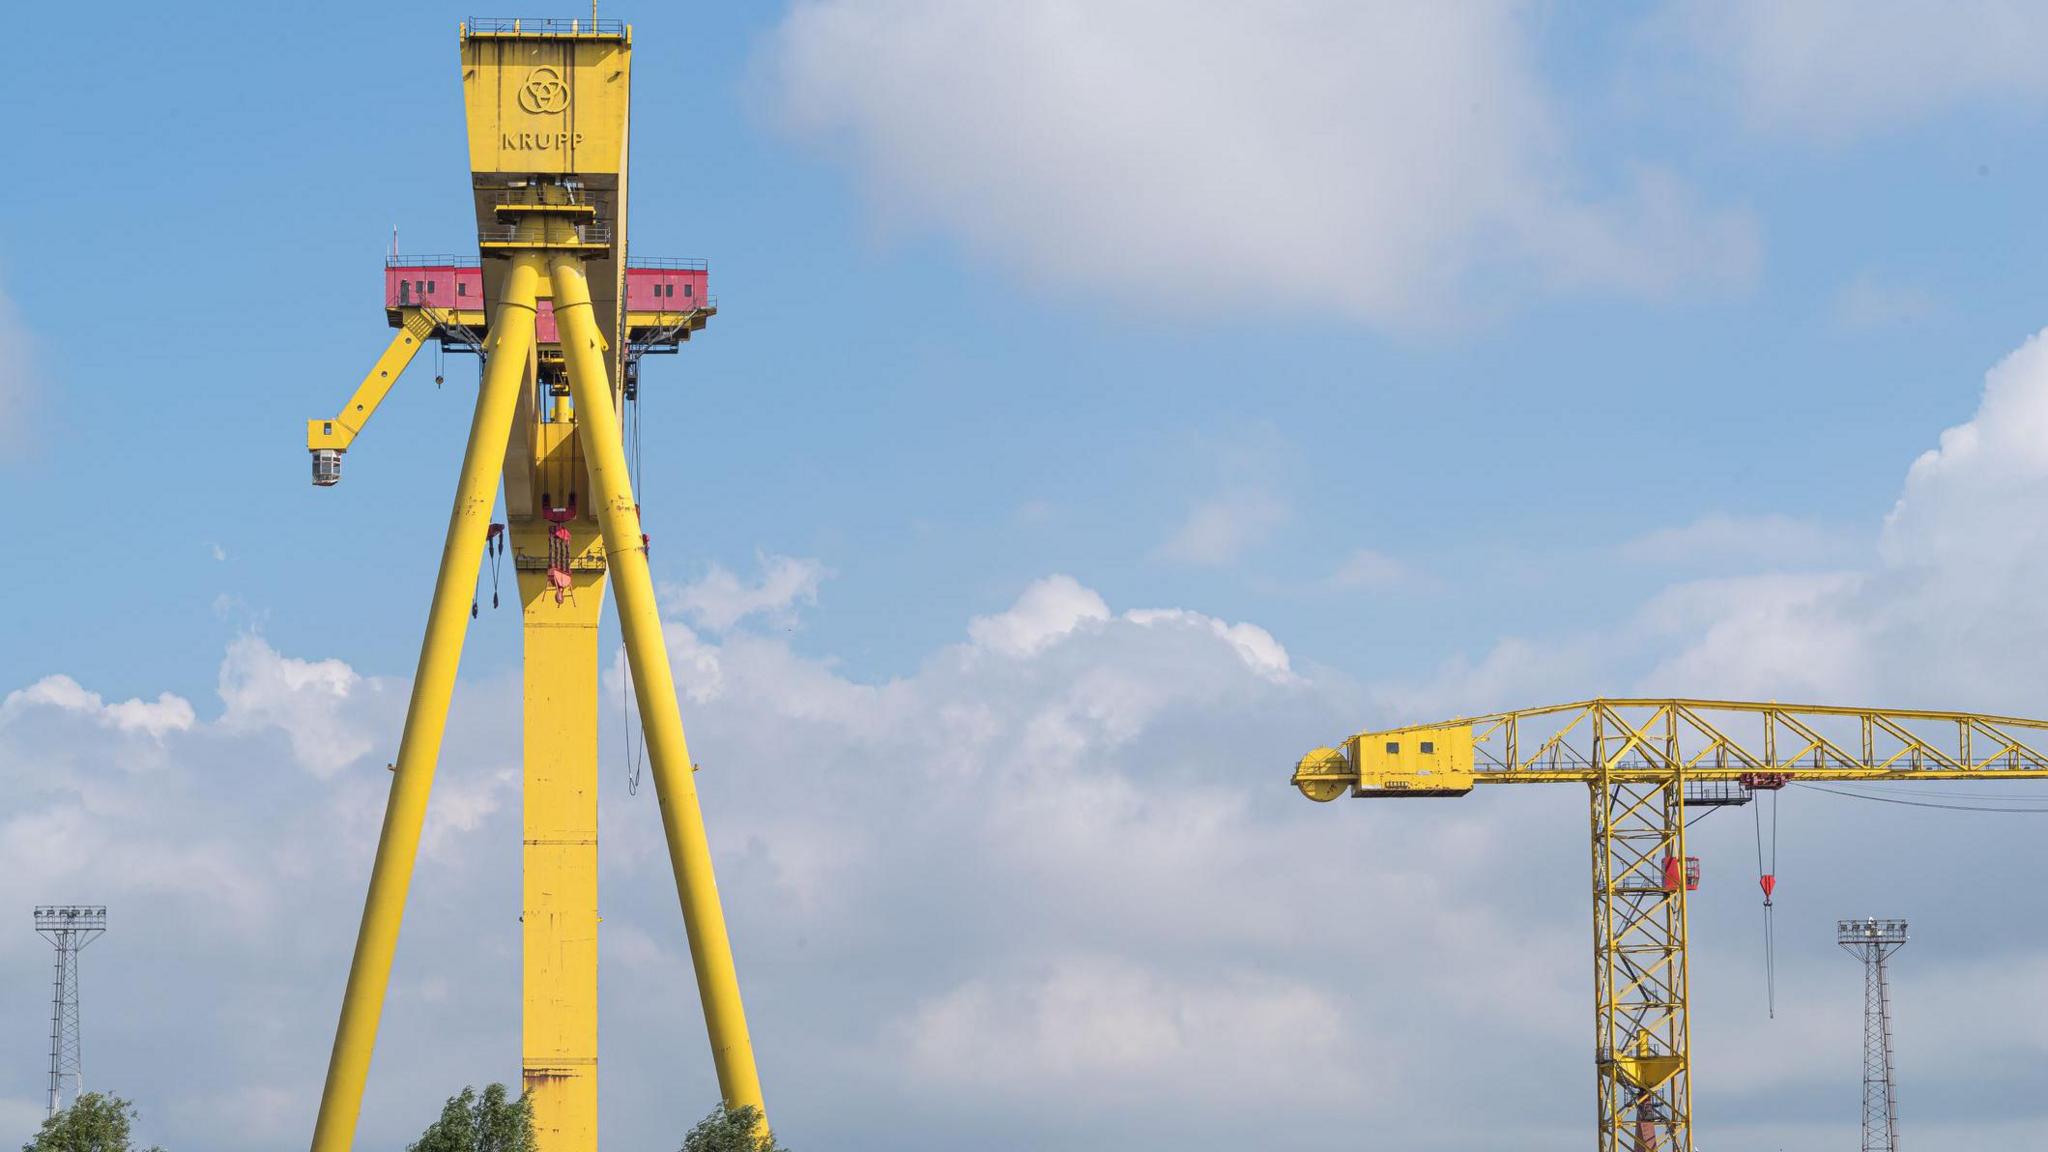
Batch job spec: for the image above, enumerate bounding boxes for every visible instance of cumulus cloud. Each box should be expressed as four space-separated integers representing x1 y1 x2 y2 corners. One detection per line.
3 675 195 740
664 553 829 633
216 634 385 777
1671 0 2048 139
1425 323 2048 716
967 574 1110 657
24 319 2048 1147
767 1 1754 326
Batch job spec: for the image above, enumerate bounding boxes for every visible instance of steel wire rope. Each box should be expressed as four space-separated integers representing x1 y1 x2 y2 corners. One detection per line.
1793 781 2048 812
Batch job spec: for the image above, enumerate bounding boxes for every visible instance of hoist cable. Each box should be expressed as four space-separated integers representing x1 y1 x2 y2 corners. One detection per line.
1793 782 2048 813
1753 792 1778 1019
623 660 644 797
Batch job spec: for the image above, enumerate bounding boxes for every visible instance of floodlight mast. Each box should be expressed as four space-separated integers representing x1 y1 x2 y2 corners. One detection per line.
33 906 106 1119
1838 918 1908 1152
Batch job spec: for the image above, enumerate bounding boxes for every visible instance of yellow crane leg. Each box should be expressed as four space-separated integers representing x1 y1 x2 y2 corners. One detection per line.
308 250 547 1152
546 251 768 1118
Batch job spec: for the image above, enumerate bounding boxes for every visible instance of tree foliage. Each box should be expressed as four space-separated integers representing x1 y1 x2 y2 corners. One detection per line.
407 1084 535 1152
680 1104 787 1152
22 1093 162 1152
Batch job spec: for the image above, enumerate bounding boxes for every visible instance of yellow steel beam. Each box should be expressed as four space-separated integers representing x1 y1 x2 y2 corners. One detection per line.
307 308 440 454
1294 698 2048 798
309 249 546 1152
548 251 767 1118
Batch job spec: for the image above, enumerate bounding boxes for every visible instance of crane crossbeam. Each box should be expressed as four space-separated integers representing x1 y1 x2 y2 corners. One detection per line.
1293 697 2048 1152
1294 699 2048 801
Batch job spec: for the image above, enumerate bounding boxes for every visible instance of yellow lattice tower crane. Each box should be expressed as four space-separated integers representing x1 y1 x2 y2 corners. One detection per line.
302 18 759 1152
1292 699 2048 1152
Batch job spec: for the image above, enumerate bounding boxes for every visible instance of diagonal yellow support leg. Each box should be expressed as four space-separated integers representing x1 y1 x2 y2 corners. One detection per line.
546 251 768 1118
309 250 547 1152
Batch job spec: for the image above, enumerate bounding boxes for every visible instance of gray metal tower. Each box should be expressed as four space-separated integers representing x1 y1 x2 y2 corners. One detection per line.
1838 917 1907 1152
33 906 105 1118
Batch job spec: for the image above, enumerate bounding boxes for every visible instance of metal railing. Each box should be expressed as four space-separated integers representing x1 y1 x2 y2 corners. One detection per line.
629 256 708 272
491 189 606 210
475 222 615 246
387 255 709 276
387 254 481 270
463 17 626 37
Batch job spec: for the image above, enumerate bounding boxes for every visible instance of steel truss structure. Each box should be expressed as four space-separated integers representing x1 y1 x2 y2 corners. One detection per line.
1838 918 1907 1152
1294 700 2048 1152
33 906 105 1119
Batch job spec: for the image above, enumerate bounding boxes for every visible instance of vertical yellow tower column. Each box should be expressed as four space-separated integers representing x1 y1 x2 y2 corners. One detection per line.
461 23 637 1151
515 413 608 1148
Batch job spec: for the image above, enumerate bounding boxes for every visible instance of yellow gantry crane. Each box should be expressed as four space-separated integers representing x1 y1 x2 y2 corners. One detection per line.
303 19 758 1152
1292 699 2048 1152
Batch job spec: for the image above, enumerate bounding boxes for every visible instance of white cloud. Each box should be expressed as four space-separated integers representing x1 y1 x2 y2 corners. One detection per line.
966 574 1110 657
1156 492 1288 566
767 1 1754 326
894 956 1350 1100
1618 512 1861 570
13 510 2048 1151
4 675 195 740
1671 1 2048 138
216 634 384 777
1124 608 1293 684
665 553 827 634
1426 323 2048 716
27 315 2048 1147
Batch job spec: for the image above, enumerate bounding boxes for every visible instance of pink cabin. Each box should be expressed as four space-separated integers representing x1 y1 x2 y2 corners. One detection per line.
386 257 709 346
385 260 484 309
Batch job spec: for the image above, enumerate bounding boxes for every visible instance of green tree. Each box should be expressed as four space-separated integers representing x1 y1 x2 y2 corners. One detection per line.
407 1084 535 1152
680 1104 787 1152
22 1092 162 1152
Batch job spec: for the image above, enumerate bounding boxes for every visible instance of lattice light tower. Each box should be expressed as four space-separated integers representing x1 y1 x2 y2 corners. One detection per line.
1838 918 1907 1152
33 906 105 1118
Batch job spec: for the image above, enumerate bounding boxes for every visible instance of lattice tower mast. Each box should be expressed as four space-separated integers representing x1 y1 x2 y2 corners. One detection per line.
1838 917 1907 1152
33 906 106 1118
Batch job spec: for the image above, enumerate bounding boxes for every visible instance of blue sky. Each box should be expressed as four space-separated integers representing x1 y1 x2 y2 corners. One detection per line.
9 3 2048 1150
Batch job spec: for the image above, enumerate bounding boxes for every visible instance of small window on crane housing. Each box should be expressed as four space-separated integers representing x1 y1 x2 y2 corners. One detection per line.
1352 726 1477 797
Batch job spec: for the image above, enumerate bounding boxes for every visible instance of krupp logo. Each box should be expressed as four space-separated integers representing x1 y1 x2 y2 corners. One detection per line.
518 66 570 115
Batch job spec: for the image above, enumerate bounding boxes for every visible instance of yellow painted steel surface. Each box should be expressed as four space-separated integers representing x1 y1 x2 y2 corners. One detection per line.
307 310 438 453
462 25 631 179
309 249 545 1152
307 21 766 1152
1293 699 2048 1152
519 516 606 1149
549 252 766 1115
